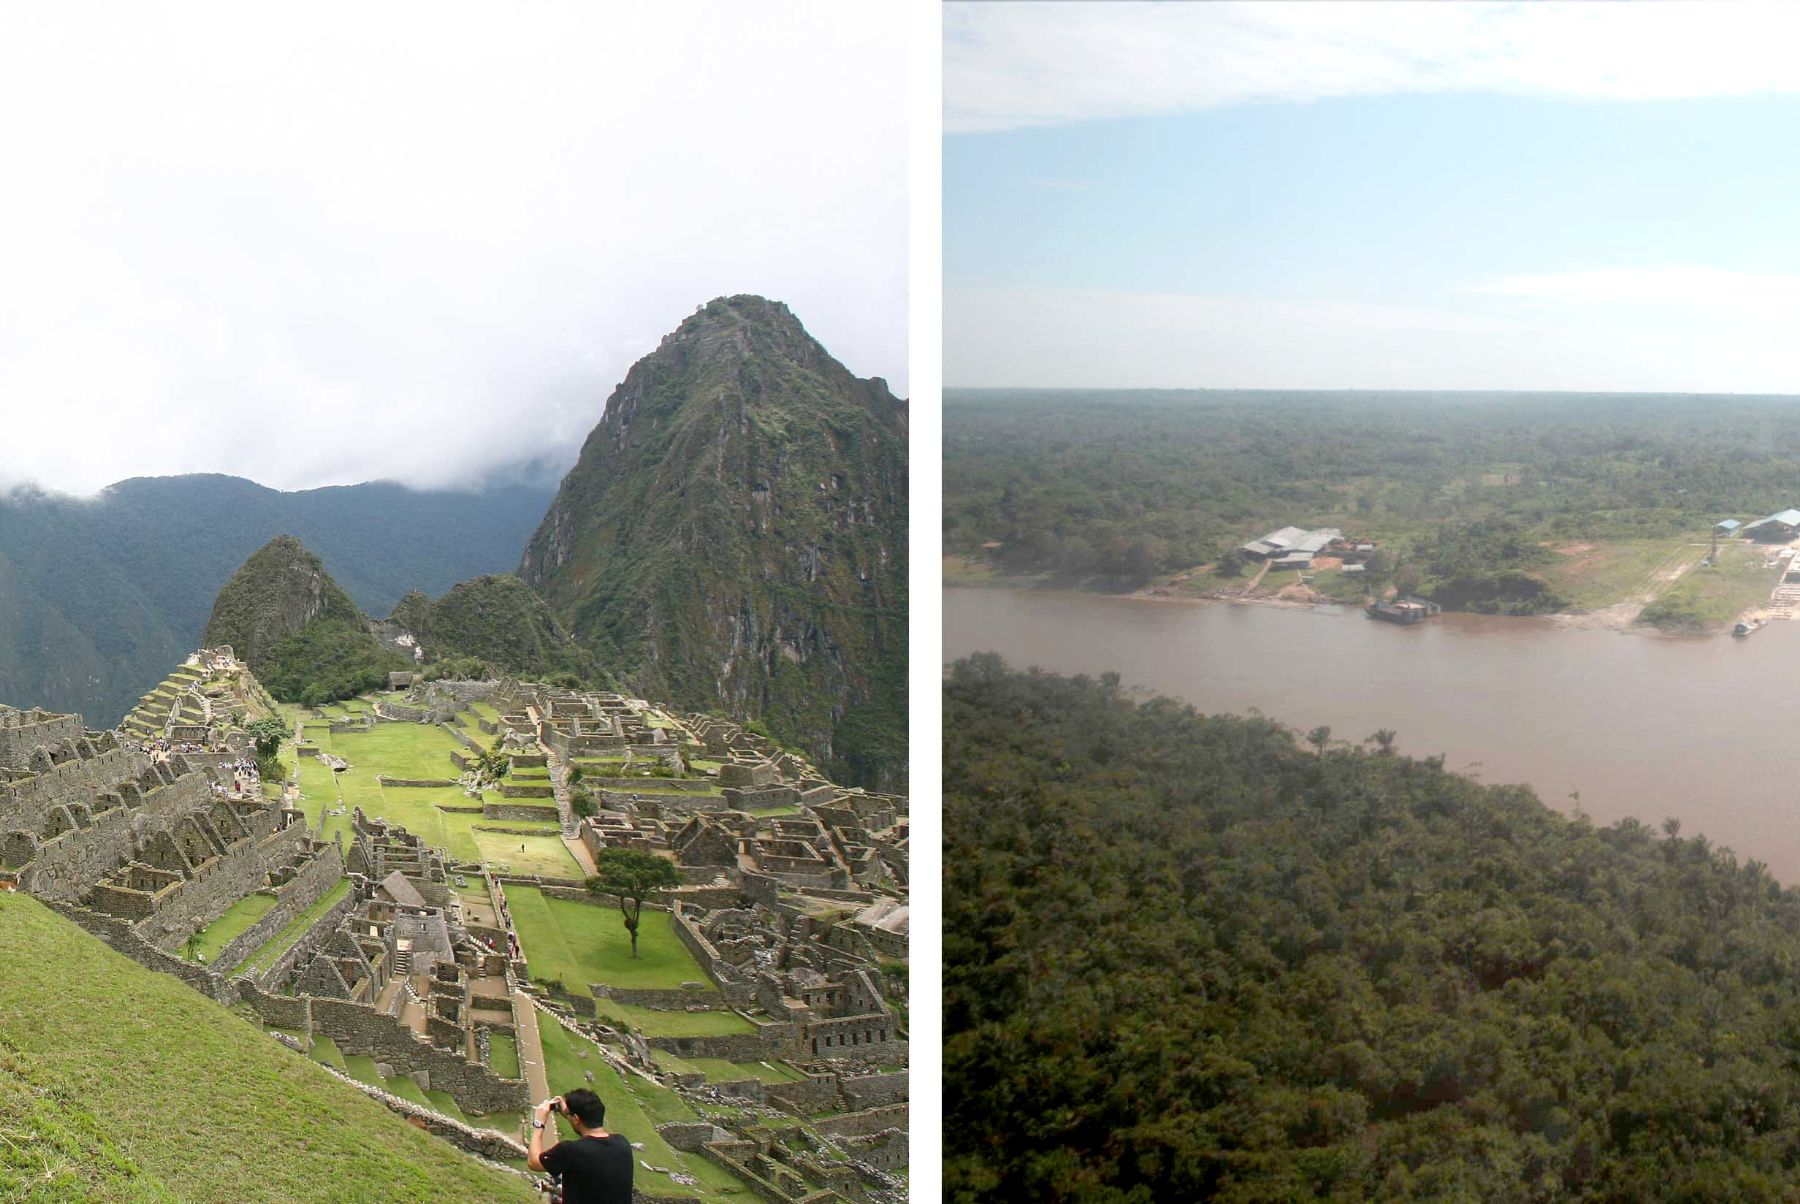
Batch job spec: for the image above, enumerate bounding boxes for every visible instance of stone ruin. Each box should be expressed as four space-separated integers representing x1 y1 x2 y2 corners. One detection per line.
3 664 908 1199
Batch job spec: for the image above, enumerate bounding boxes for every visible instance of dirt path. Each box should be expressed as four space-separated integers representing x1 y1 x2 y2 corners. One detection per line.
513 992 551 1104
1242 558 1272 595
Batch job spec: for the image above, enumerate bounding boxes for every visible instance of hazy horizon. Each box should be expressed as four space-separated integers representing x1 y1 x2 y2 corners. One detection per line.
947 3 1800 396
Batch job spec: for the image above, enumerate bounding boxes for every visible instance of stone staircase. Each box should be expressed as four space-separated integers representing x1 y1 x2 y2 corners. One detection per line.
1767 582 1800 619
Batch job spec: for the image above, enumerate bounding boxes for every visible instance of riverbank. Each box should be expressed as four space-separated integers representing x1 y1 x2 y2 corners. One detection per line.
947 536 1786 637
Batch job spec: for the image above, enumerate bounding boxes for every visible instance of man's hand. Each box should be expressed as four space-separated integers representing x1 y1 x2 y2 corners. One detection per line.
535 1097 557 1124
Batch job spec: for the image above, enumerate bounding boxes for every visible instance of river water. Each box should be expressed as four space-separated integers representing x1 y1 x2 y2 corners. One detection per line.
945 587 1800 881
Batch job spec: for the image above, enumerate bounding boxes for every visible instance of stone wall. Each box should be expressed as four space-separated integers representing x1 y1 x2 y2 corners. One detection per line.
50 901 234 1005
440 722 484 753
840 1071 907 1110
483 801 559 820
813 1103 907 1139
0 712 85 763
834 1128 907 1172
646 1024 796 1063
310 1057 528 1162
18 773 215 902
762 1073 840 1115
419 680 499 705
310 996 529 1113
590 984 723 1010
255 879 361 990
137 822 311 950
656 1122 731 1152
239 979 308 1028
376 776 459 788
1 746 141 829
213 844 345 972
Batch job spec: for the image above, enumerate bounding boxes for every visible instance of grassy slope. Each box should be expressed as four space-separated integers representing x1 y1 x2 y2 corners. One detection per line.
535 1017 757 1200
0 893 534 1204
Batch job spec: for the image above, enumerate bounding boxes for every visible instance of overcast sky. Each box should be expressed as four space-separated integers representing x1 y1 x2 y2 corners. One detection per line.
0 4 907 495
946 2 1800 393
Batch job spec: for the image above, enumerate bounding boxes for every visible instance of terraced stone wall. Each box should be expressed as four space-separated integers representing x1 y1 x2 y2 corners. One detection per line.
212 843 346 971
138 821 308 949
310 996 529 1113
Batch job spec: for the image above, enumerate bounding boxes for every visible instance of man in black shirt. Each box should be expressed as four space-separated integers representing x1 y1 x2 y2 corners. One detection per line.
528 1087 633 1204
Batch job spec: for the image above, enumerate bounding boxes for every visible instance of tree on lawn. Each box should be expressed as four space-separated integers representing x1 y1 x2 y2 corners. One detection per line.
587 849 681 959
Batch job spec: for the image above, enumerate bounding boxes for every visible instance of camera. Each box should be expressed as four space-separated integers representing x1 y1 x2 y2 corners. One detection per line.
549 1097 565 1114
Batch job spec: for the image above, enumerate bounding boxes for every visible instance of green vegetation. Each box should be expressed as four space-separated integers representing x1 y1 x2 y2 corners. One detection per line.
293 716 581 877
241 880 352 977
203 536 407 706
591 997 755 1038
534 1016 756 1198
389 576 599 683
651 1050 803 1083
519 295 906 791
0 892 533 1203
588 847 684 958
184 892 279 965
0 475 550 730
1637 542 1782 631
945 389 1800 616
504 885 717 994
947 654 1800 1201
488 1031 520 1079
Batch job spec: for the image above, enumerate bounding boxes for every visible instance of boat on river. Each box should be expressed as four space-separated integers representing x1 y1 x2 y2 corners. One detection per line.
1367 597 1442 625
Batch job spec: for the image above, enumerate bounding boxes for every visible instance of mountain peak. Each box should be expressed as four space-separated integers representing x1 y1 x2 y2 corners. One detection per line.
202 535 362 667
520 296 908 788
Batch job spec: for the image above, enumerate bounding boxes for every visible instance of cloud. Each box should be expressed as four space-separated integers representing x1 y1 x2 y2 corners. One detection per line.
0 3 907 495
947 2 1800 134
1469 266 1800 308
946 283 1800 394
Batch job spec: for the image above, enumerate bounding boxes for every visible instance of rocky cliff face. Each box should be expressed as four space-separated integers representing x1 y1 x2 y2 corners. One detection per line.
520 295 907 788
202 536 361 665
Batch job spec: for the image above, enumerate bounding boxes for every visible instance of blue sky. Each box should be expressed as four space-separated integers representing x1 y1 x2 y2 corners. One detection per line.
945 3 1800 391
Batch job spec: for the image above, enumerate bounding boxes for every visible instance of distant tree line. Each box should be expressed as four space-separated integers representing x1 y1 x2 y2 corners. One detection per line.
945 390 1800 604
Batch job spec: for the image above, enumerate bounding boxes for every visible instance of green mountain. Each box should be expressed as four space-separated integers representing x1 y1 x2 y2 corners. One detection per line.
519 295 907 789
0 892 534 1203
946 655 1800 1201
389 575 598 682
204 536 405 704
0 474 552 726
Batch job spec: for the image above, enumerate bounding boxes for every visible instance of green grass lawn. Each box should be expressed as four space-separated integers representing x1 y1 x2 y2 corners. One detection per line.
535 1017 756 1200
504 886 718 995
295 710 580 878
488 1031 520 1079
241 880 351 978
184 892 279 965
1638 541 1784 631
591 998 755 1037
1535 537 1695 610
0 894 534 1203
650 1050 804 1084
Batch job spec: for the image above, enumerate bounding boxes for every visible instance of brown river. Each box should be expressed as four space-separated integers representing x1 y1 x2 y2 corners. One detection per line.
945 587 1800 882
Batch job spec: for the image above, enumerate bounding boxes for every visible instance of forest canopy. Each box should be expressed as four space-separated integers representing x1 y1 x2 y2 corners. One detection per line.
945 654 1800 1201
